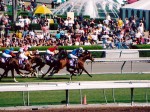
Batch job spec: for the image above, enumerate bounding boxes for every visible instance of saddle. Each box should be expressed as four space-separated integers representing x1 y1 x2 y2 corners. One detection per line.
0 57 10 63
45 54 57 63
19 59 28 69
69 58 77 67
45 54 52 61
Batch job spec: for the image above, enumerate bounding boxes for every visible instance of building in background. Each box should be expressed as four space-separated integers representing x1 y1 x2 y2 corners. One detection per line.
120 0 150 30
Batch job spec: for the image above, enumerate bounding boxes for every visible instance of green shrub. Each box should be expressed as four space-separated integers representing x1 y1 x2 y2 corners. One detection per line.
58 45 102 50
139 51 150 57
56 15 67 19
29 24 41 30
132 44 150 49
131 44 150 57
26 45 102 51
18 11 29 17
83 15 90 19
94 18 104 24
50 23 58 30
0 45 102 51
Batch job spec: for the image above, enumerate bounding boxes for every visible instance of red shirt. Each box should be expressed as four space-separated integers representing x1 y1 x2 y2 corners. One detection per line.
48 46 57 52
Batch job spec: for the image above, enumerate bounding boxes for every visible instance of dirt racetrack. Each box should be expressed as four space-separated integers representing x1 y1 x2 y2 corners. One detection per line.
1 106 150 112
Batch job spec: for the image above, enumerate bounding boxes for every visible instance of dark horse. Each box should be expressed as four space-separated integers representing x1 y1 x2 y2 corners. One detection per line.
46 50 94 80
41 48 68 78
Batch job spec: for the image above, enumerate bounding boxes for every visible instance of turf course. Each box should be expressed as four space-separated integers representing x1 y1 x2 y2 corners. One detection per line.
0 74 150 107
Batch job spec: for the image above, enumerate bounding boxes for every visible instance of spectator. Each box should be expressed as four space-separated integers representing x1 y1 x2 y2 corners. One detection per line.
117 18 124 30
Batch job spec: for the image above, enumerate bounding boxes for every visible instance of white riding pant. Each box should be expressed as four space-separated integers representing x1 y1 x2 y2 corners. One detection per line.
19 53 28 60
69 54 78 59
2 53 12 58
46 50 54 55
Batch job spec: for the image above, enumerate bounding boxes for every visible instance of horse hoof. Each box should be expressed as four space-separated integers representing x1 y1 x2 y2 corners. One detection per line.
41 75 45 78
48 75 52 77
48 74 53 77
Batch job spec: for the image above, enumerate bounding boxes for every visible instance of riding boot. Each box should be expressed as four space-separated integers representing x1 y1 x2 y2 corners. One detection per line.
22 60 28 69
74 58 78 68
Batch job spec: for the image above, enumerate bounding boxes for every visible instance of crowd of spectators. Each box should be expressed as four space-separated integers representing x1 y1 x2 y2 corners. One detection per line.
0 1 150 49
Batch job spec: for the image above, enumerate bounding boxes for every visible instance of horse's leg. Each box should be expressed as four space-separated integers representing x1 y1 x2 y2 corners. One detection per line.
70 72 75 81
11 69 18 82
49 66 59 76
41 66 53 78
14 66 25 77
33 69 38 78
28 68 37 78
32 64 38 73
4 70 8 77
78 69 83 76
32 64 42 77
80 66 92 77
29 66 38 78
37 63 45 75
0 68 9 81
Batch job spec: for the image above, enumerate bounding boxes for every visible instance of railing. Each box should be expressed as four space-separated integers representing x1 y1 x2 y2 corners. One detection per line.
0 81 150 106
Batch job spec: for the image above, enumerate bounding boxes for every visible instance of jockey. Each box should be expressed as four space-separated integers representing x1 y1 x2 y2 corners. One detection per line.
23 45 34 59
2 47 15 59
45 46 58 61
18 47 29 68
68 47 84 67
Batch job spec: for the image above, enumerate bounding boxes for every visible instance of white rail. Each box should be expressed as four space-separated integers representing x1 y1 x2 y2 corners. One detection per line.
0 81 150 106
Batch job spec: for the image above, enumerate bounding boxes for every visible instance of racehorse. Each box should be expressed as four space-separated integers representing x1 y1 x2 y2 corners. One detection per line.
41 48 68 78
47 50 94 80
0 57 23 82
0 57 36 82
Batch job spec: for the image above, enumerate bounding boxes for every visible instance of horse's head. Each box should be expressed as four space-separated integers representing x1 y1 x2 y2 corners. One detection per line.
57 49 68 59
82 50 94 62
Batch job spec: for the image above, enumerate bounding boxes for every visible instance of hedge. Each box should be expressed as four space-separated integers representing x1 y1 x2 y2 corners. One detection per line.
0 45 103 58
29 24 41 30
0 45 102 51
132 44 150 57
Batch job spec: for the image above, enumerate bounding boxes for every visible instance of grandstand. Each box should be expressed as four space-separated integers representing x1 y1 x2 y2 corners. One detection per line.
120 0 150 30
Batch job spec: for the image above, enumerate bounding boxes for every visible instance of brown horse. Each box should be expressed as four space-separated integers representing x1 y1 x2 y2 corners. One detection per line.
0 57 36 82
41 48 68 78
48 50 94 80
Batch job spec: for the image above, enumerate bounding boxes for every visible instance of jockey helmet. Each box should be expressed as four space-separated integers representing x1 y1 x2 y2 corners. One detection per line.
24 46 28 51
79 47 83 51
19 48 24 53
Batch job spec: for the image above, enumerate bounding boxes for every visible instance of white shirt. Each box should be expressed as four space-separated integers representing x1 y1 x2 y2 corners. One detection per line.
24 18 31 25
138 26 144 34
91 34 97 41
135 32 142 38
84 41 91 45
101 34 109 39
32 19 38 24
29 31 35 37
64 20 69 26
68 20 74 27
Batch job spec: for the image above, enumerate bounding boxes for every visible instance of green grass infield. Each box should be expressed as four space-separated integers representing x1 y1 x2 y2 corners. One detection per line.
0 74 150 107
